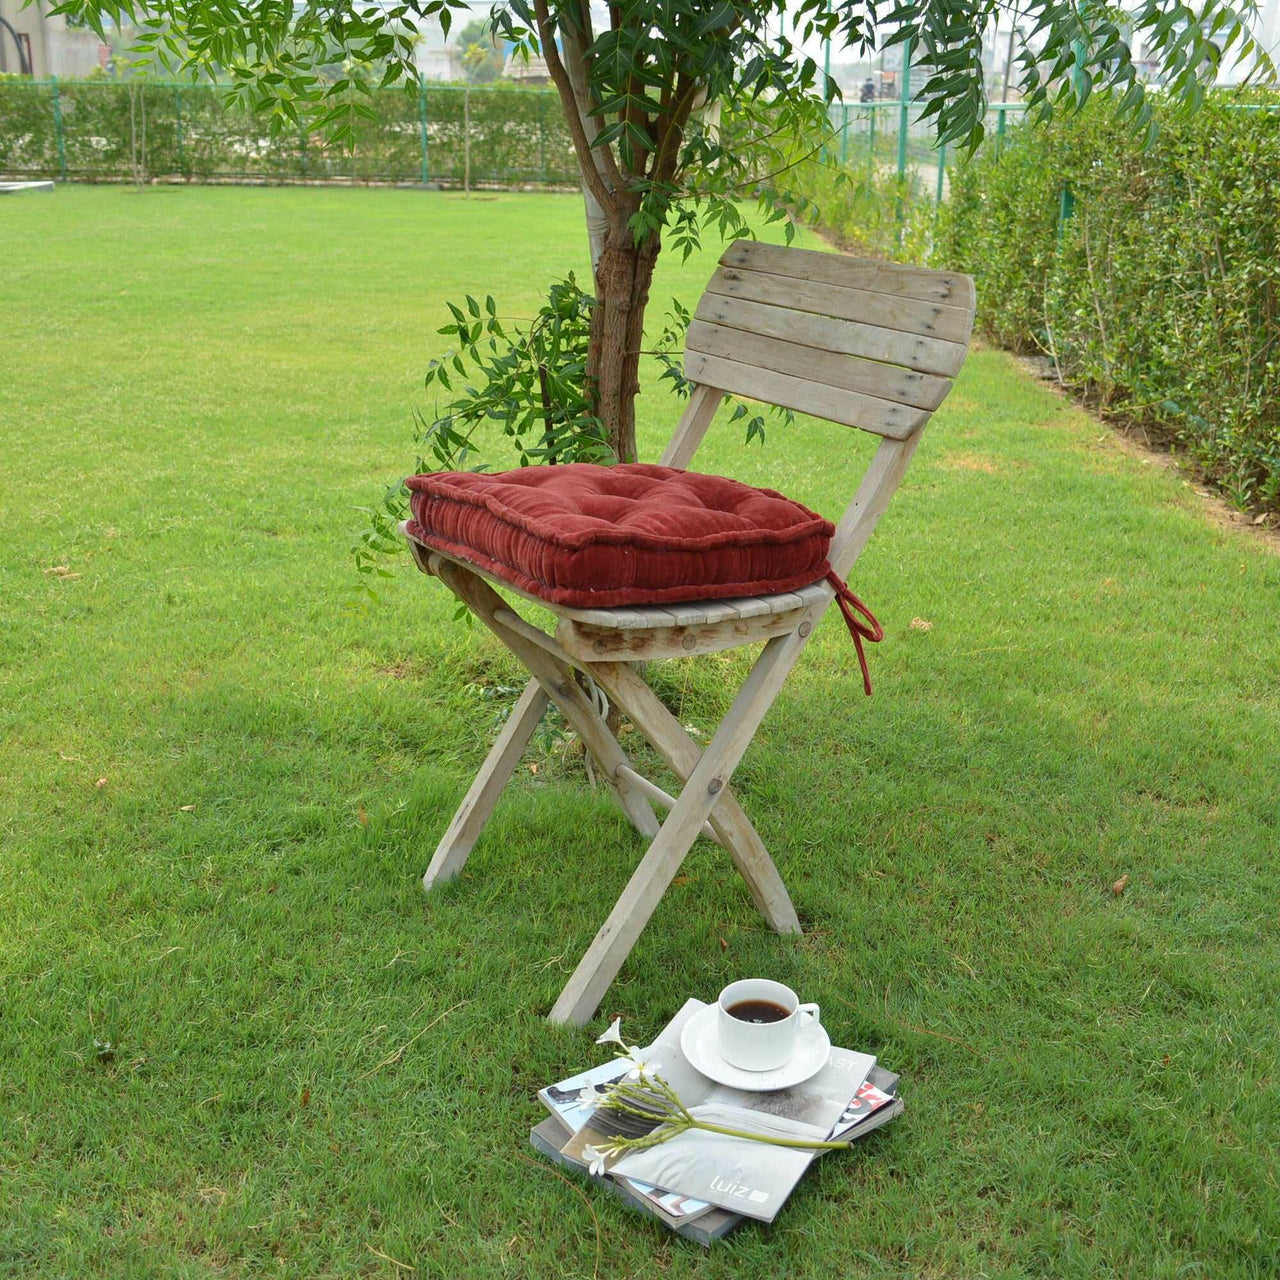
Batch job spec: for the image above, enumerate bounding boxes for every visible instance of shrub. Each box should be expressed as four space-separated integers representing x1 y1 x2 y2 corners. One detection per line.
935 94 1280 511
785 149 937 263
0 78 575 187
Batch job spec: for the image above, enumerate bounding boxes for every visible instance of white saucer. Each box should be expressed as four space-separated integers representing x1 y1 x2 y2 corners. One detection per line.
679 1002 831 1091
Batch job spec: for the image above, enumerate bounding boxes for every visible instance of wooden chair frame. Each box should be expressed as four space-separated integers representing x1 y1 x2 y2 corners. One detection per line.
402 242 975 1025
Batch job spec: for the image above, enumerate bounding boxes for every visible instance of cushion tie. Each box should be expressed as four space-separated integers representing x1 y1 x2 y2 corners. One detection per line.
824 571 884 697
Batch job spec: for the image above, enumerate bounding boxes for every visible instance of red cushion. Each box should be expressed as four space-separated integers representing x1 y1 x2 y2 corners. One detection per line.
405 463 834 608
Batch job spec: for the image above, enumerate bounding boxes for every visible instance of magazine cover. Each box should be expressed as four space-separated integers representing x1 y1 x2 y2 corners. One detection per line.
830 1065 900 1139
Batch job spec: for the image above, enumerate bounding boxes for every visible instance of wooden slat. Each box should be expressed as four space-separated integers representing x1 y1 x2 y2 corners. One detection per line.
706 266 974 344
658 600 727 627
684 350 928 439
793 582 831 609
686 319 952 412
567 583 825 630
590 660 802 937
557 605 814 663
421 677 550 891
658 384 724 469
693 293 967 377
721 239 976 310
760 591 805 614
550 626 819 1024
613 764 722 847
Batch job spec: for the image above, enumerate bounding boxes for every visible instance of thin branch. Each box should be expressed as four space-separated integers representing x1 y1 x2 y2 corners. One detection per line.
648 73 700 185
563 0 627 198
533 0 616 214
743 140 829 191
670 139 828 205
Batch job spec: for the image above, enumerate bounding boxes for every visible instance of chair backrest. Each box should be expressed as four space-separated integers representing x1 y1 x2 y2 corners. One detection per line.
683 239 975 440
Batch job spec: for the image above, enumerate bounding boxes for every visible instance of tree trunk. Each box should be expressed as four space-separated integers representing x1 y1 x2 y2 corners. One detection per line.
588 224 660 464
534 0 663 463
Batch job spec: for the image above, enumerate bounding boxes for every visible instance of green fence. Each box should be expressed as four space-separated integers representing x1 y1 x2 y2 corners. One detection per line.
0 79 578 186
827 99 1029 206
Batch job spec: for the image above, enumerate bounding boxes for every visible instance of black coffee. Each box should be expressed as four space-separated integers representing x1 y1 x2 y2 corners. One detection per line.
726 999 790 1024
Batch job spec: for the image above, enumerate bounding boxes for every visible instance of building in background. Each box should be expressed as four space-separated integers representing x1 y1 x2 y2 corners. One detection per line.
502 51 550 84
0 0 105 77
416 24 464 83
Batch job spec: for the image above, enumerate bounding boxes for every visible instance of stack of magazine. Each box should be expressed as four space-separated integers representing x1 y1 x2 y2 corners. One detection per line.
531 998 903 1244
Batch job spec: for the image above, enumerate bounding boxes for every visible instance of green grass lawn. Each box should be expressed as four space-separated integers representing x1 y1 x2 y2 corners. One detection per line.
2 186 1278 1280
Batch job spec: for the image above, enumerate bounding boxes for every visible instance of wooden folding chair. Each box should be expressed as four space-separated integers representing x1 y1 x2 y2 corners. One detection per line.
402 240 975 1025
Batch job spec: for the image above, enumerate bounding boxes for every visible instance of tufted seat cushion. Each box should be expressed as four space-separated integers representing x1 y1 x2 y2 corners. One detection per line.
405 463 834 608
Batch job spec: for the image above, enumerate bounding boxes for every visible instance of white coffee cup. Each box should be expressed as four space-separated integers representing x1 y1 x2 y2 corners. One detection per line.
716 978 820 1072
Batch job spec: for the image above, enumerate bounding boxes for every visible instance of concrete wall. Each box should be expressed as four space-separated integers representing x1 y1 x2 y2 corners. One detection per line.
0 0 105 78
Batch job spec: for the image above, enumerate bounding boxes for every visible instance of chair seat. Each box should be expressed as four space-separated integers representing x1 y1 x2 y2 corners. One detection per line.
401 531 832 661
563 580 832 630
405 462 834 610
552 581 835 662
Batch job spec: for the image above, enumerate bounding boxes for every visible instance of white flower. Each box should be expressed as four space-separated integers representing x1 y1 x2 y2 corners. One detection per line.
576 1085 600 1110
625 1053 660 1081
583 1144 611 1176
595 1016 624 1047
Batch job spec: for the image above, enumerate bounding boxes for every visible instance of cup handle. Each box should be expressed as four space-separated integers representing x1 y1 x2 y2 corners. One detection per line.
797 1002 820 1028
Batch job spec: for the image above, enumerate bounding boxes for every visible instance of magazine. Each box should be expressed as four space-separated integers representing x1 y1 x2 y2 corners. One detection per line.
830 1065 900 1139
560 999 875 1223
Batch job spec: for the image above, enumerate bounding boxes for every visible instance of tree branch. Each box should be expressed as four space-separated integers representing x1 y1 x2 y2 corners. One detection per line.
649 73 700 185
533 0 617 214
561 0 627 197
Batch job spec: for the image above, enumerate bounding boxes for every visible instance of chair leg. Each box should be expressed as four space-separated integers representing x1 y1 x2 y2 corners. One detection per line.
423 677 550 891
589 660 801 936
430 558 660 841
550 628 814 1025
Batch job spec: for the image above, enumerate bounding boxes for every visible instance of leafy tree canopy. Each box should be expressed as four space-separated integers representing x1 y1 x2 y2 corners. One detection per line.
56 0 1274 171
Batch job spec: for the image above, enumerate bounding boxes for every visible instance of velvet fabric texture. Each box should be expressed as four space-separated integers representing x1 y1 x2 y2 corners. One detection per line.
405 463 834 607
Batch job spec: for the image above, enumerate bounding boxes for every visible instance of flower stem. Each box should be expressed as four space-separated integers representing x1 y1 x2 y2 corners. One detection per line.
688 1120 850 1150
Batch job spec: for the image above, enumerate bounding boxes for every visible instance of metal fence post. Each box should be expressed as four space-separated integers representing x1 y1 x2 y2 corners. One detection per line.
1057 183 1075 240
174 86 185 176
538 92 546 183
996 107 1006 158
935 141 946 204
868 105 875 163
840 104 849 166
896 39 912 184
895 39 913 242
418 76 430 184
820 36 832 161
299 126 309 179
50 76 69 181
1054 44 1085 240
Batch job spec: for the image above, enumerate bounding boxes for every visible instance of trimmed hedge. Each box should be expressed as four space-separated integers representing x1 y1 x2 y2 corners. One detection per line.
0 79 577 187
935 95 1280 511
